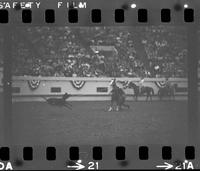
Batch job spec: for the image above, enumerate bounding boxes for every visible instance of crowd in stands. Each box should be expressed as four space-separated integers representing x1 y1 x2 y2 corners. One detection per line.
0 26 188 78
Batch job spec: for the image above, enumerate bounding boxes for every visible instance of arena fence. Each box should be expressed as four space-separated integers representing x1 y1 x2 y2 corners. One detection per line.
6 76 189 102
0 67 200 101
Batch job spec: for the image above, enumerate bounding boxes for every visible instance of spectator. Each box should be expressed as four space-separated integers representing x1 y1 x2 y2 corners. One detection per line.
4 26 187 78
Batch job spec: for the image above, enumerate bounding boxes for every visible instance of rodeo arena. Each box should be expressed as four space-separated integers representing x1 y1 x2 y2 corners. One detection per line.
0 26 199 145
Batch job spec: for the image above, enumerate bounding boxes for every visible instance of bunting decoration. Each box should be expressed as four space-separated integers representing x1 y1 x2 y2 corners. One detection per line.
27 80 40 91
70 80 86 90
117 80 130 88
154 81 166 88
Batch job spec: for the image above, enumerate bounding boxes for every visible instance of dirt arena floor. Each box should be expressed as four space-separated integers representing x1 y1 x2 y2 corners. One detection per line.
1 96 200 170
1 100 189 146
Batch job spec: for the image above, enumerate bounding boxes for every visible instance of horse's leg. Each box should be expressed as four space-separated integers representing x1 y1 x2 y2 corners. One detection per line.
137 90 140 101
117 96 124 111
108 99 114 111
149 91 152 101
161 91 164 101
159 91 162 101
172 90 175 101
126 104 130 108
134 94 137 101
146 94 148 101
116 99 120 111
133 90 137 101
116 104 120 111
120 97 129 109
136 95 138 101
132 89 134 101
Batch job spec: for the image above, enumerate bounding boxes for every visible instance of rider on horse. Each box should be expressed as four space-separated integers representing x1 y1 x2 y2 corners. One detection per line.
108 78 126 111
158 76 175 100
108 79 118 111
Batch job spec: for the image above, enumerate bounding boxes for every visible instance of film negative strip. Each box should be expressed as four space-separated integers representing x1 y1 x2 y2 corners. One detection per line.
0 0 200 170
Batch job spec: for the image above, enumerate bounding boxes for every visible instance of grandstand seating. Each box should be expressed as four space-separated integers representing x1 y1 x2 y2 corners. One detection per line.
0 26 187 78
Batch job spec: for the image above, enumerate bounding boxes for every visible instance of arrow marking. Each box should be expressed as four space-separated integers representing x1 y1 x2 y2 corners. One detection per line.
156 162 173 170
67 160 85 170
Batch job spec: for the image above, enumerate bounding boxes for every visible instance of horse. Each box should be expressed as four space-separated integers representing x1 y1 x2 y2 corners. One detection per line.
157 84 176 100
124 81 154 101
108 84 129 111
116 88 130 111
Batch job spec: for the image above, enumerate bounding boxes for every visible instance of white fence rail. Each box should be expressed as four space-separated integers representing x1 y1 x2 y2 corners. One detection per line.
9 76 188 101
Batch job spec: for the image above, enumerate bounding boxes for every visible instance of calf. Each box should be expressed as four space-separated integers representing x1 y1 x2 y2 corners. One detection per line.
42 93 72 109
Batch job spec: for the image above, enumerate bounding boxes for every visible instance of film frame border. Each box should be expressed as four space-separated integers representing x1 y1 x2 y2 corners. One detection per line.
0 7 196 24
